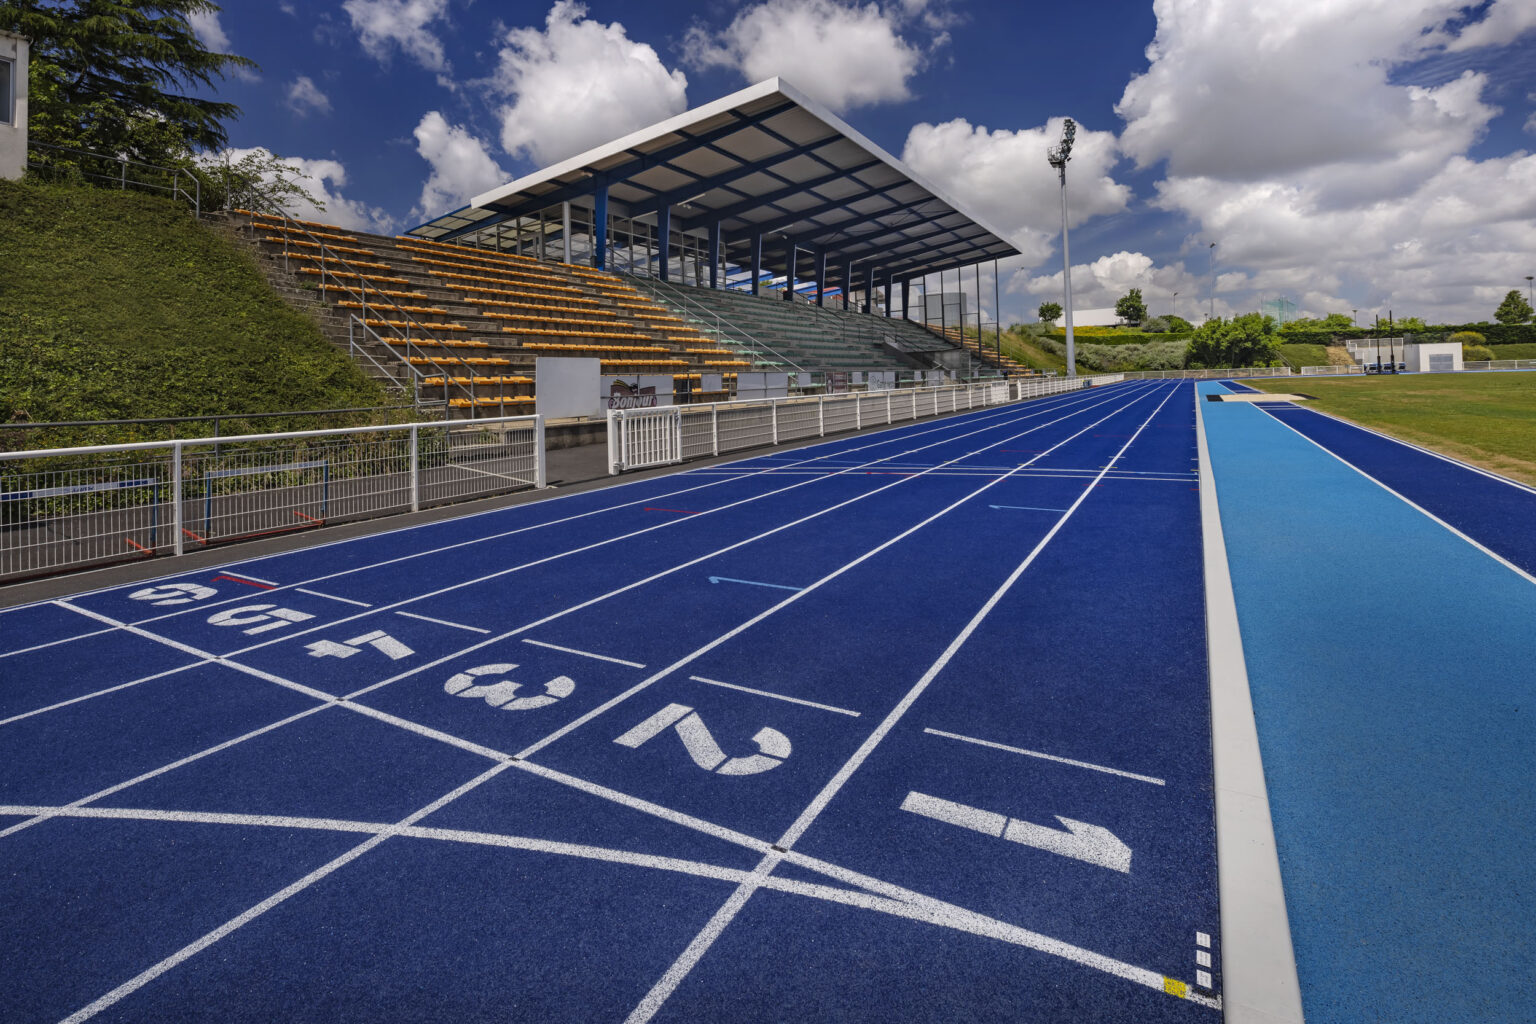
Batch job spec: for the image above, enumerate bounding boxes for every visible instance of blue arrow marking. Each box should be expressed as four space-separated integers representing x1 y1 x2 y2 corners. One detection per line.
989 505 1069 512
708 576 803 591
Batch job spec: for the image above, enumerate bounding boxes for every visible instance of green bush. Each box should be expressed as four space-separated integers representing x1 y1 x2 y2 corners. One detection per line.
1448 331 1486 347
0 179 395 446
1462 344 1496 362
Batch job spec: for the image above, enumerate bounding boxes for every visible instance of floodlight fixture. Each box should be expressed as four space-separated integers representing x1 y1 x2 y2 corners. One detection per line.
1048 118 1078 376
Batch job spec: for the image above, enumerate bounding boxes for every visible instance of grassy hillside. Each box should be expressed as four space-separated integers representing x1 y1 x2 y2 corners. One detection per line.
1249 373 1536 486
1279 343 1329 369
0 180 392 443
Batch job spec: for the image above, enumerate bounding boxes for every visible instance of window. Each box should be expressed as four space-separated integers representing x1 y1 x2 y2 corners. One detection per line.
0 57 12 126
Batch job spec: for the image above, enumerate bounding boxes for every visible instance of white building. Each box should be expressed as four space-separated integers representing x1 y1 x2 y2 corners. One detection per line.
0 32 28 181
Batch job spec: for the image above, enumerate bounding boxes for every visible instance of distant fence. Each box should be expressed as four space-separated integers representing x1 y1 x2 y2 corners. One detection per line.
0 414 543 583
1118 367 1292 380
1300 364 1364 376
607 375 1124 474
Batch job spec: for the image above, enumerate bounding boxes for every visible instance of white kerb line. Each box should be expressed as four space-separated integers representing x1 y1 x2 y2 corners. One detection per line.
58 762 514 1024
622 381 1185 1024
396 610 491 634
921 727 1165 785
294 588 372 608
517 382 1168 764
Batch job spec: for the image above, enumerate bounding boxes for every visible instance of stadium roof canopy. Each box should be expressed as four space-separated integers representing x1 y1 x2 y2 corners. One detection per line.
407 78 1021 290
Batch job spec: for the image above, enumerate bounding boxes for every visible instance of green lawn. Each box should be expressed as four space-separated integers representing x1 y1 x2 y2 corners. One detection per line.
0 179 394 448
1489 344 1536 360
1248 372 1536 486
1278 343 1329 369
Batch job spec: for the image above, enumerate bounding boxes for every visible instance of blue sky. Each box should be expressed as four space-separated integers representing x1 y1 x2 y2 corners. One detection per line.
194 0 1536 325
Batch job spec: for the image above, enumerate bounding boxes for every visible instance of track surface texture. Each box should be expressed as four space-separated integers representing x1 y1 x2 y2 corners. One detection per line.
2 381 1224 1024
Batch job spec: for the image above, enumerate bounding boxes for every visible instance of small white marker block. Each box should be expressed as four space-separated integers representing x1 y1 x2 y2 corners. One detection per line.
1196 970 1212 989
1197 950 1211 967
1195 931 1211 948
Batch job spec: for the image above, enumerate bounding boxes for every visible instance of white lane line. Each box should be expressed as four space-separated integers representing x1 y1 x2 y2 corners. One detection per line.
1196 387 1304 1023
922 727 1166 785
1258 404 1536 588
295 588 372 608
514 385 1166 764
445 462 535 485
57 763 513 1024
622 383 1187 1023
521 638 646 668
343 386 1160 714
0 661 210 729
0 625 120 660
688 675 861 717
0 702 336 840
395 610 491 634
218 389 1144 665
53 601 339 705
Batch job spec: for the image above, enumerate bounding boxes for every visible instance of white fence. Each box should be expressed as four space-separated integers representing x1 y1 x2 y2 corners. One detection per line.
1301 359 1536 375
1300 364 1365 376
0 414 544 582
607 375 1124 474
1119 367 1292 380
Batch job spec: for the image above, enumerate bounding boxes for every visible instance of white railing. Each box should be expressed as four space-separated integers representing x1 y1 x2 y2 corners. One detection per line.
1300 364 1365 376
607 374 1124 474
0 414 544 582
1465 359 1536 372
1118 367 1292 379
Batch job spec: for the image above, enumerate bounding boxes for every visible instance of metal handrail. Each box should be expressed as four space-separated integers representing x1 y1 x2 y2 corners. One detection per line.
228 194 480 413
623 273 806 372
25 141 202 213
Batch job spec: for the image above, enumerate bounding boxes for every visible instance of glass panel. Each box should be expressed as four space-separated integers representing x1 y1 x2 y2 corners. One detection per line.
0 58 12 126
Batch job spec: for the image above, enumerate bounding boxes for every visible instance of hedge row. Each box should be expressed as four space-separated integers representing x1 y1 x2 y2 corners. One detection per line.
1044 332 1195 346
1277 324 1536 345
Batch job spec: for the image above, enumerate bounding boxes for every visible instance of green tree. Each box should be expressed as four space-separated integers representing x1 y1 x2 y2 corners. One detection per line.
196 149 325 214
1495 290 1535 325
1185 313 1283 369
1037 301 1062 323
1114 288 1147 325
0 1 255 165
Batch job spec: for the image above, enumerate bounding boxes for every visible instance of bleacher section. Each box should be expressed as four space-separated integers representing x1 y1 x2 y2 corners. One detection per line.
231 212 757 415
625 276 1013 375
229 211 1012 416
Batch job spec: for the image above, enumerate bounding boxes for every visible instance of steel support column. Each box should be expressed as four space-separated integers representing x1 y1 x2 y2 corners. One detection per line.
593 183 609 271
657 204 671 282
709 221 720 289
816 250 827 306
751 233 762 296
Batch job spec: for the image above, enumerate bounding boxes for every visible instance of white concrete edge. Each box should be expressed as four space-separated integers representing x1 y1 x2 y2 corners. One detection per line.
1195 388 1306 1023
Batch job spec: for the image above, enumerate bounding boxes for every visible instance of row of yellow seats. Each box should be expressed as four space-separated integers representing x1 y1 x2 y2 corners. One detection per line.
289 252 394 272
338 300 446 315
252 221 357 244
522 342 668 353
423 374 533 386
448 396 536 407
408 356 512 366
454 283 598 305
600 359 691 368
470 296 610 315
396 237 541 267
426 268 584 295
299 267 411 286
483 312 633 329
365 318 469 332
395 242 564 280
382 337 489 348
261 237 377 259
501 327 653 341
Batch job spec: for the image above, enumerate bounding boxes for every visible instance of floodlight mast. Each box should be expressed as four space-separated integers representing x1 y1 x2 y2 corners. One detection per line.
1048 118 1077 377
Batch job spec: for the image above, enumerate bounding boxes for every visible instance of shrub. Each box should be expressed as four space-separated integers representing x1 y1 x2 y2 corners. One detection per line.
1462 344 1496 362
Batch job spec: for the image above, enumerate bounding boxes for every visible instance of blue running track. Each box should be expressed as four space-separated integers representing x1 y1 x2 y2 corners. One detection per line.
1 380 1223 1024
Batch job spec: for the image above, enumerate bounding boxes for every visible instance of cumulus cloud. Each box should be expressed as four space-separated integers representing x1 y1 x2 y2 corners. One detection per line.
286 76 332 117
490 1 689 165
413 112 509 216
1111 0 1536 323
214 147 395 234
343 0 451 72
187 9 230 52
684 0 925 113
902 117 1131 264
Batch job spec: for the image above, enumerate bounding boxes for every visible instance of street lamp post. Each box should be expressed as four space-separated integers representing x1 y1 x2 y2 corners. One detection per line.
1352 308 1357 327
1526 275 1533 307
1047 118 1078 377
1208 243 1217 321
1172 291 1178 322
